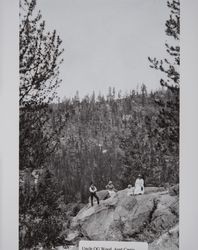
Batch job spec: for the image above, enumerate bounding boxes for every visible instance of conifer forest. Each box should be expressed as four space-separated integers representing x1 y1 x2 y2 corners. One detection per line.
19 0 180 249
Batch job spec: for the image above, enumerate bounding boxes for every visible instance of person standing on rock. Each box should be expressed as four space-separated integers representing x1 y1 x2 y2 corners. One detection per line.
89 182 100 206
134 174 144 195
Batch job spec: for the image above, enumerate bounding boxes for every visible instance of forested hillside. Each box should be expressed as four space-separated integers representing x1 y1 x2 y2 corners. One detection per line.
47 86 179 203
19 85 179 249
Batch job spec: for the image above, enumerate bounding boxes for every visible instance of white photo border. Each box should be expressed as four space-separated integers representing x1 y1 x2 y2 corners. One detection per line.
0 0 198 249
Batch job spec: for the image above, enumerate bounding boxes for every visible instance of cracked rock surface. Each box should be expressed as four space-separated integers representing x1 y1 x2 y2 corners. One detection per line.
66 187 179 250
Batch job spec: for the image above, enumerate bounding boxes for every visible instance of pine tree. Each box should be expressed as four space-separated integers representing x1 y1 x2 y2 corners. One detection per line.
148 0 180 184
148 0 180 89
19 0 64 171
19 1 66 248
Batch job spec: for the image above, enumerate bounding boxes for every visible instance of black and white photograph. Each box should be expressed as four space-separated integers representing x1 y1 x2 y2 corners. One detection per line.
19 0 180 249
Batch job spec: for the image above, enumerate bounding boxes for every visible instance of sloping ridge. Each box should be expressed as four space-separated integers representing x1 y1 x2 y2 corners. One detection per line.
66 186 179 250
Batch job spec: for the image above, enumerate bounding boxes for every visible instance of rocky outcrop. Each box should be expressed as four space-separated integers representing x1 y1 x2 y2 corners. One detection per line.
169 184 179 196
65 186 179 250
149 224 179 250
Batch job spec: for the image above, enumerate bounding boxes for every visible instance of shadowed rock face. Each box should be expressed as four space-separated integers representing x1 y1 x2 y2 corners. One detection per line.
66 187 179 250
149 224 179 250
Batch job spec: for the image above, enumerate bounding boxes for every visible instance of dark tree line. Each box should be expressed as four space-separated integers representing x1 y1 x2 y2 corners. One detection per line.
49 87 179 203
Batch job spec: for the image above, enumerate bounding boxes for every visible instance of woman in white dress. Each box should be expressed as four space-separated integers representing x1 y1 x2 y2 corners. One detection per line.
134 174 144 195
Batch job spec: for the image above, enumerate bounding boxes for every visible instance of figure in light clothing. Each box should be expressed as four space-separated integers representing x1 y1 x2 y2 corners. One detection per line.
89 182 100 206
134 174 144 195
106 180 117 197
127 184 134 196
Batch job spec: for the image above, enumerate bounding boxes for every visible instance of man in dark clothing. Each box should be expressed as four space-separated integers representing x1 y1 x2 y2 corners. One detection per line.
89 182 100 206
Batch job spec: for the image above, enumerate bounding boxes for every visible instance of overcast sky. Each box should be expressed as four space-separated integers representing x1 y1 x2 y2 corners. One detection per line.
37 0 170 99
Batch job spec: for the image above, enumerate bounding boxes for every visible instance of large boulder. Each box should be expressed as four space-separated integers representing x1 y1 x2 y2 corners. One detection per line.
66 187 179 249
